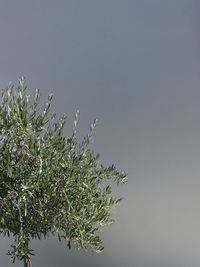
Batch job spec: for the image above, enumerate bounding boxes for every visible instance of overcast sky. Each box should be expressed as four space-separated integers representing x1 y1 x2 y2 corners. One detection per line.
1 1 200 266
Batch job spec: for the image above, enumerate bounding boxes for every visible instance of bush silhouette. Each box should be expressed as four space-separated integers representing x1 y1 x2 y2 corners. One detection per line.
0 77 127 267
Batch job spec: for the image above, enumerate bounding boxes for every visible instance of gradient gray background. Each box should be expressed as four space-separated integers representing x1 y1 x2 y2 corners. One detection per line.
0 0 200 266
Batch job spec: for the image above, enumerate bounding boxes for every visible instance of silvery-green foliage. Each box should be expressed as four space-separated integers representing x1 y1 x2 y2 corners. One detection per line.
0 77 127 263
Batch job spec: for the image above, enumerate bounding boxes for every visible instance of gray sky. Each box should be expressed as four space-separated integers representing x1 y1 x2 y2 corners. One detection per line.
1 0 200 266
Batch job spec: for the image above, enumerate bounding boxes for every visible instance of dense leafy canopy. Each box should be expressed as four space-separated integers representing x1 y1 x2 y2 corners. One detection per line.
0 77 127 263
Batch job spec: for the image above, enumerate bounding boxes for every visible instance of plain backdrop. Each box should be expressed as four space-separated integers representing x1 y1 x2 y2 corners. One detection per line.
0 1 200 266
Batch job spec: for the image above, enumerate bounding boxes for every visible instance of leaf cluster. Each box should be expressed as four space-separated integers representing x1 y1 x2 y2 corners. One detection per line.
0 77 127 262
